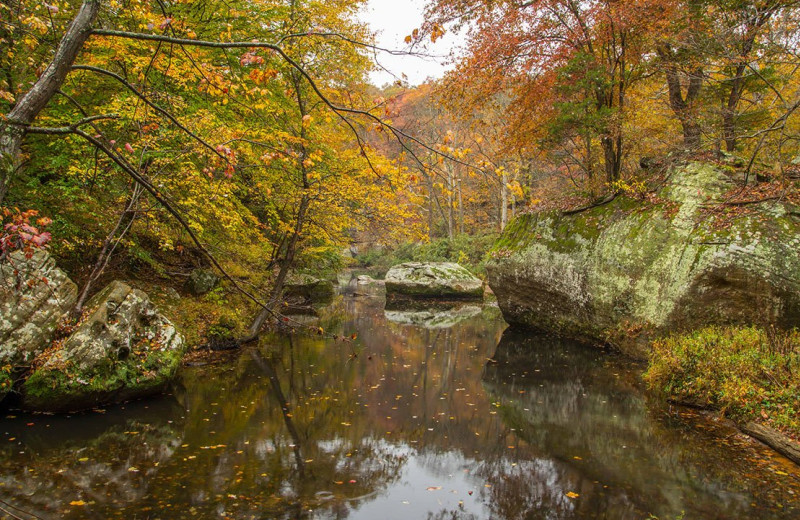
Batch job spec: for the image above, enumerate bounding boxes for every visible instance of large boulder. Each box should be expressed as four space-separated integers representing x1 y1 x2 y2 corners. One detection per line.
384 262 484 300
21 280 186 411
0 250 77 399
487 163 800 358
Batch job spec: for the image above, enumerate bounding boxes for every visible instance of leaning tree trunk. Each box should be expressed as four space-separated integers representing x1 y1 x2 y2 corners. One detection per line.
73 182 144 318
0 0 100 205
723 72 745 153
242 69 312 343
241 189 310 343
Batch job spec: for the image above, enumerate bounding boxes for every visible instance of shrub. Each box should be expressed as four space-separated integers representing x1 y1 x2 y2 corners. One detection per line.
357 233 499 277
645 326 800 436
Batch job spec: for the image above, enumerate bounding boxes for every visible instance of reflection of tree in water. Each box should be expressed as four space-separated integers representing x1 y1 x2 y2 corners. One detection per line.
4 291 797 519
127 341 409 520
477 329 799 520
0 419 181 518
427 508 480 520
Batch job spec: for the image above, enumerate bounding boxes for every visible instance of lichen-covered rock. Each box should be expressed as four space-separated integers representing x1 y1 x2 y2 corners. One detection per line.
21 280 186 412
185 268 219 295
0 250 77 399
384 262 484 300
487 163 800 358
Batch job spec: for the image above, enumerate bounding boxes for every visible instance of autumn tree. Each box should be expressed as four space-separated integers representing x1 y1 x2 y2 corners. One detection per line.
424 0 675 183
0 0 423 340
655 0 800 153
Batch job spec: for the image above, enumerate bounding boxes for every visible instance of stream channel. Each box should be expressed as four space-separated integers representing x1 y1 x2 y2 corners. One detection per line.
1 282 799 519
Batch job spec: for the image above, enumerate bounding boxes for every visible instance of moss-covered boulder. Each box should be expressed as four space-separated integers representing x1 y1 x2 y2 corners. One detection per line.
21 280 186 412
0 250 77 400
185 268 219 295
487 163 800 358
283 275 335 304
384 262 484 300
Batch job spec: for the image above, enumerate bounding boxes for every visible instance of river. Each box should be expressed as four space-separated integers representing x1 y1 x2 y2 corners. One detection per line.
0 284 798 519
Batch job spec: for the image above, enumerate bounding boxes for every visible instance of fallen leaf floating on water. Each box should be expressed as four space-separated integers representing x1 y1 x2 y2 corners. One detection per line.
70 500 86 506
565 492 580 498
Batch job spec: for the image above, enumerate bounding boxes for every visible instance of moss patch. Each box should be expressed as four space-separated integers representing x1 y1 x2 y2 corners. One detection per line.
22 345 183 412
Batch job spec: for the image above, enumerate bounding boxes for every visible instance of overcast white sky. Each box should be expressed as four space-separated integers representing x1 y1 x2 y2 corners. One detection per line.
357 0 464 86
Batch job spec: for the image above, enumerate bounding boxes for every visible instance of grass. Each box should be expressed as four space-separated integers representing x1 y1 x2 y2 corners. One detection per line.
644 326 800 438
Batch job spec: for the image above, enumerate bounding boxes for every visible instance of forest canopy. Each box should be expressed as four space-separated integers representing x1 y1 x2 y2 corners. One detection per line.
2 0 800 338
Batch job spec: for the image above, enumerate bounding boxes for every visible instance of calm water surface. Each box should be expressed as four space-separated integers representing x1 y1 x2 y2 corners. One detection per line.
1 284 799 519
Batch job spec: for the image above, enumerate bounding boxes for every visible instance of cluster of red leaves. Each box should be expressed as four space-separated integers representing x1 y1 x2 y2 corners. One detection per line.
202 145 237 179
239 50 265 66
1 208 53 259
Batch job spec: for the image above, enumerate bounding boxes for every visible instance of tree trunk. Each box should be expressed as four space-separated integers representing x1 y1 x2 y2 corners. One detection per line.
660 46 703 150
500 170 508 231
601 136 619 183
720 8 772 153
243 69 311 342
457 177 463 235
723 72 744 152
0 0 99 205
427 172 435 238
243 192 309 343
447 168 454 239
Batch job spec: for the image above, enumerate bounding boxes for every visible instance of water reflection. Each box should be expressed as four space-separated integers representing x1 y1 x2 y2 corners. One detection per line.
384 303 483 329
0 289 798 519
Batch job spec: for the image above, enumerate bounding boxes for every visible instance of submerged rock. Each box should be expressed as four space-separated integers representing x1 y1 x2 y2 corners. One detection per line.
0 250 77 399
487 162 800 357
21 280 186 412
384 262 484 300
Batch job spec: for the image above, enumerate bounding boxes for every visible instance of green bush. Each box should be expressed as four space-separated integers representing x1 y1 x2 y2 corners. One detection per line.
644 326 800 436
357 233 499 277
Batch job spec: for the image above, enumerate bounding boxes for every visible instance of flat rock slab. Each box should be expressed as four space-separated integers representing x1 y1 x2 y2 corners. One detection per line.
385 262 483 300
283 276 335 304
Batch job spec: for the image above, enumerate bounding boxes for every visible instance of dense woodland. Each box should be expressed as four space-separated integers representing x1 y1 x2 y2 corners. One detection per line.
2 0 800 340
